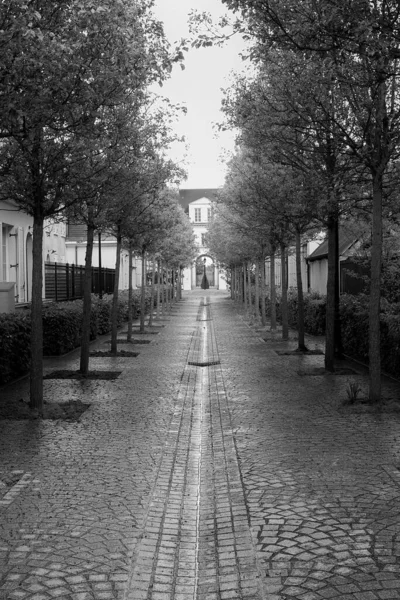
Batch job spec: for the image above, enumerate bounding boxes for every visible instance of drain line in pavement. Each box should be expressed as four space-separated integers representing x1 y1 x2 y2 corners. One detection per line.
124 296 262 600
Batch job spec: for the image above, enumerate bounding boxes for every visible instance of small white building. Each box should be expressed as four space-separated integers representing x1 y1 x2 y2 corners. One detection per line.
179 189 227 291
264 239 322 293
0 201 70 308
65 223 141 290
44 219 67 265
306 231 360 295
0 199 34 306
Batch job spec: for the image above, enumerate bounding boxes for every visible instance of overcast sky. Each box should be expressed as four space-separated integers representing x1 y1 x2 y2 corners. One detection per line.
152 0 245 189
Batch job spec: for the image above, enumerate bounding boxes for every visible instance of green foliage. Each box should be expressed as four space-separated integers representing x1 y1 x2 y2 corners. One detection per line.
345 379 363 404
339 294 369 363
42 302 92 356
0 288 156 385
264 289 326 335
263 290 400 378
0 314 31 385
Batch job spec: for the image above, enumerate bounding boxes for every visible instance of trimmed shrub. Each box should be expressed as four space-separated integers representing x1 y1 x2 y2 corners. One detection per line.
263 289 400 378
43 301 92 356
0 313 31 385
0 287 158 385
264 289 326 336
339 294 369 364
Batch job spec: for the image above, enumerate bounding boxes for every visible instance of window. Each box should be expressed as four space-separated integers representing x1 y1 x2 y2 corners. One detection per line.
194 208 202 222
207 208 211 222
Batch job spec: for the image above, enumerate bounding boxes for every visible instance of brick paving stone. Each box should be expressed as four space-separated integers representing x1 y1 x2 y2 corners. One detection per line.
2 290 400 599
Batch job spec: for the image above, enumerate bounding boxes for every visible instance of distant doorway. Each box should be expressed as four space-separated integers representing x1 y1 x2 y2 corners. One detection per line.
196 256 215 287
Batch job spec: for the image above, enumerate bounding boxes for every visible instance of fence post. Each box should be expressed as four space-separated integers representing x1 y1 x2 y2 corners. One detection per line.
54 262 58 302
71 264 75 299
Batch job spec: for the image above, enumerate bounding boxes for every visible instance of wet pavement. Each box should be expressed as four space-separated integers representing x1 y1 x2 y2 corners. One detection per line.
1 289 400 600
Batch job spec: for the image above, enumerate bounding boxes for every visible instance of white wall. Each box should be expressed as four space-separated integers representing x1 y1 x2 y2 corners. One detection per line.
182 196 227 291
43 219 67 264
65 240 141 290
308 259 328 295
0 200 34 303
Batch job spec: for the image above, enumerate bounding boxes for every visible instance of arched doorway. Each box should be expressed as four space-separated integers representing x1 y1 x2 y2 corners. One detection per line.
196 255 215 287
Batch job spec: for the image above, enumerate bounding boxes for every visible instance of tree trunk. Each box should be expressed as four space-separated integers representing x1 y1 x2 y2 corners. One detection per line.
161 260 165 315
280 243 289 340
260 253 267 327
295 230 307 351
369 173 383 402
140 249 146 333
168 266 173 311
255 260 260 323
127 245 133 342
110 224 122 354
247 261 252 315
240 265 244 305
325 214 338 371
29 213 44 411
148 257 156 326
80 219 95 374
177 267 182 301
166 266 170 310
270 249 277 330
243 262 248 312
334 218 343 358
156 259 161 319
98 232 103 300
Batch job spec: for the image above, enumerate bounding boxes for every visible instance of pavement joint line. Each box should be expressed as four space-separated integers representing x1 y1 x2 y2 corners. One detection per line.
197 297 263 600
126 303 201 600
126 294 263 599
6 291 399 599
0 472 33 507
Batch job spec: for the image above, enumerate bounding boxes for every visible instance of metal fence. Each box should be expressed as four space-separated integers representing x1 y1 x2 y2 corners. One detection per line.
45 262 115 301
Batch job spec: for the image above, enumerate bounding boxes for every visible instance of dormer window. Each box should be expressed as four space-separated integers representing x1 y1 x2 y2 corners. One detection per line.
194 208 202 222
207 208 211 222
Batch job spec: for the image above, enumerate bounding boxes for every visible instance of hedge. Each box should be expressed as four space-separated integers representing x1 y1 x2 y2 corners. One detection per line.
263 290 400 379
0 288 156 386
0 313 31 385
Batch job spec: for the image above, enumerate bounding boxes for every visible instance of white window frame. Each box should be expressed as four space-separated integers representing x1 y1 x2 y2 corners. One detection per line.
2 224 8 281
194 208 202 223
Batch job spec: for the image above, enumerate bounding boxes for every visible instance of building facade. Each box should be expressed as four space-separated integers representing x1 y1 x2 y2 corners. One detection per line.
0 200 34 305
179 189 227 291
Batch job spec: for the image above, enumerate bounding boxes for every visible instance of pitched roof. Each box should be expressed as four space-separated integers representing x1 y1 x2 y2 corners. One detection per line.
179 188 220 213
307 230 357 261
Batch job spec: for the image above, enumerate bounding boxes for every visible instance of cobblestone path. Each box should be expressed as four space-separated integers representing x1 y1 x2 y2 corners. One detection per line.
125 298 261 600
1 290 400 600
213 295 400 600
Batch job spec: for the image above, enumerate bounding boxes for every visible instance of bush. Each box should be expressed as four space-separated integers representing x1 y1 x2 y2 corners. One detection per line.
0 313 31 385
262 289 400 378
339 294 369 363
42 301 93 356
0 287 157 385
264 290 326 335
